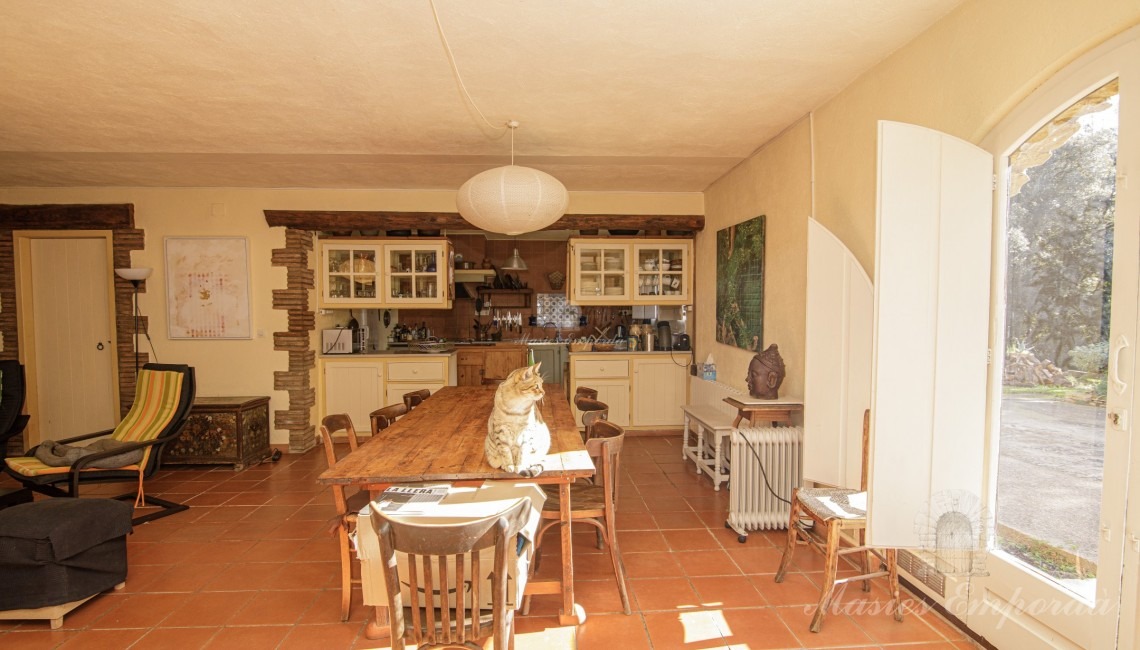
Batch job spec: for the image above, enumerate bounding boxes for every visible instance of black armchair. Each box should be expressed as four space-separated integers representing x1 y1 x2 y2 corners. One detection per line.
0 360 31 459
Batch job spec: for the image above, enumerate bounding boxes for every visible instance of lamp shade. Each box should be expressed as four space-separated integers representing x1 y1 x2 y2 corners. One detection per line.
501 248 528 271
115 267 153 281
457 165 569 236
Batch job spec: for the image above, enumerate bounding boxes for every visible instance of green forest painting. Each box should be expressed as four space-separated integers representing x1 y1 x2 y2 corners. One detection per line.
716 215 765 351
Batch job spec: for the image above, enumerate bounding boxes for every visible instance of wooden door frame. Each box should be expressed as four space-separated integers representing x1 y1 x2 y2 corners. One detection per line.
0 205 143 440
14 231 121 447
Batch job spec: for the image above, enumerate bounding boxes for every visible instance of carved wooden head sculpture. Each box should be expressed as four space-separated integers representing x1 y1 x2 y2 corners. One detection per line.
746 343 785 399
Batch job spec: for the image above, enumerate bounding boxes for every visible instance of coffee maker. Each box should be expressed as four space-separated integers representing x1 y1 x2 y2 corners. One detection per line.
656 321 673 350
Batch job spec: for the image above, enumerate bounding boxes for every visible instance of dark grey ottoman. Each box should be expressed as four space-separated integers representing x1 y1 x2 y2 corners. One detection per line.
0 498 133 628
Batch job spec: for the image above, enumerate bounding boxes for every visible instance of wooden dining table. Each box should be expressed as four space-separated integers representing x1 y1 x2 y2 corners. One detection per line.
317 384 595 635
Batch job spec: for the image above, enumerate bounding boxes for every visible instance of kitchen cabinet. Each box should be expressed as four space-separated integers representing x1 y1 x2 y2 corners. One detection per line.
320 354 454 434
528 344 568 385
569 352 689 428
322 359 384 435
318 238 453 309
632 241 692 305
631 357 688 427
484 347 529 382
567 238 693 306
456 349 484 387
570 356 631 427
455 346 529 386
569 241 631 304
382 241 453 308
320 242 382 306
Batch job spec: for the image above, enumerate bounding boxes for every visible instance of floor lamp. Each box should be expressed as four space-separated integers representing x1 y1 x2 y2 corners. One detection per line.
114 267 153 378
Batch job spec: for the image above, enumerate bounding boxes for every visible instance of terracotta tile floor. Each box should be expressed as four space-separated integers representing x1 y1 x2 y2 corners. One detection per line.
0 436 980 649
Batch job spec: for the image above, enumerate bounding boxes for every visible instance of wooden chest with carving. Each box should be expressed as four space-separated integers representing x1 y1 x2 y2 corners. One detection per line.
162 396 271 470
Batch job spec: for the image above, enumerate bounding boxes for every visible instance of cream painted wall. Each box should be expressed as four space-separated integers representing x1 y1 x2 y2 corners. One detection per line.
698 119 812 399
0 187 702 445
696 0 1140 412
812 0 1140 274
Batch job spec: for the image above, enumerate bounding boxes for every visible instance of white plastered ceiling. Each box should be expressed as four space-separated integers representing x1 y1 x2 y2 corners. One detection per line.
0 0 961 191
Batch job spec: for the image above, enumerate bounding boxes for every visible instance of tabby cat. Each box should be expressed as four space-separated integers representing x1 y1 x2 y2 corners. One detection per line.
484 362 551 477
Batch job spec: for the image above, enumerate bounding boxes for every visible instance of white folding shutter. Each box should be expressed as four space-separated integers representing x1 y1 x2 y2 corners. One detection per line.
868 121 993 547
804 218 873 489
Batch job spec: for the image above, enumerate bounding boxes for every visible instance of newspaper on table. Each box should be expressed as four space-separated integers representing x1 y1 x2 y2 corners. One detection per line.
374 484 449 514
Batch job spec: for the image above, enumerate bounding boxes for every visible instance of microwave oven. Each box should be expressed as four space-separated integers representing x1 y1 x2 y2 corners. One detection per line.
322 327 367 354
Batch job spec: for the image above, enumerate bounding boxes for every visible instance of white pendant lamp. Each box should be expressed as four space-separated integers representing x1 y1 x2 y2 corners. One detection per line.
457 121 568 236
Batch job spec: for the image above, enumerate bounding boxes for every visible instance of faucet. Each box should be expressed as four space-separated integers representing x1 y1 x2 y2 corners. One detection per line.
542 322 563 343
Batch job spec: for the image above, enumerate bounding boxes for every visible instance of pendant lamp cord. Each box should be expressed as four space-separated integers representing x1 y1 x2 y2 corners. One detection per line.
428 0 511 134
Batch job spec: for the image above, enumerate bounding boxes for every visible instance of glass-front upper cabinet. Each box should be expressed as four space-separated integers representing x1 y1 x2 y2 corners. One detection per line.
320 242 382 306
632 241 692 305
570 241 631 303
382 241 451 308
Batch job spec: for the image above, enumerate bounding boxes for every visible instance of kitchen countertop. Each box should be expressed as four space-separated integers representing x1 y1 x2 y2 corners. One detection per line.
569 350 695 356
320 350 457 358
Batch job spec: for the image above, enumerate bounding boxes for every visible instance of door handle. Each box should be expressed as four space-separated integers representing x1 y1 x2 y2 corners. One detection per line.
1111 335 1129 395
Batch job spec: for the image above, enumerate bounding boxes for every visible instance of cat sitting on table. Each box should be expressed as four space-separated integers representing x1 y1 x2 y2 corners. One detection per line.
484 362 550 478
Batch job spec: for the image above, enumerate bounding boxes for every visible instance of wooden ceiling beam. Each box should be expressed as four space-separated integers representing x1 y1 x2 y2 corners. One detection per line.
263 210 703 232
0 204 134 230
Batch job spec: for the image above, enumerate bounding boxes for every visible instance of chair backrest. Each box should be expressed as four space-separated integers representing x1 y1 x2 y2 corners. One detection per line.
370 498 531 650
575 396 609 439
0 360 30 452
114 364 196 474
370 403 409 435
403 389 431 411
574 386 598 402
319 413 362 517
585 419 625 504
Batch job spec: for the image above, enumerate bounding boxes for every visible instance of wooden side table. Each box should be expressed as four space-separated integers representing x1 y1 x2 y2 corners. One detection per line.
162 396 271 470
723 396 803 427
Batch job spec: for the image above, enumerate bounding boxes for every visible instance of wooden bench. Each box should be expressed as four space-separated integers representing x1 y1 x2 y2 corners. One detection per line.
681 405 737 491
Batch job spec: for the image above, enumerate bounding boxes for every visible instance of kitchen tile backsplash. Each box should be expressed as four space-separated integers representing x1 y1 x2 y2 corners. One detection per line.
536 293 581 329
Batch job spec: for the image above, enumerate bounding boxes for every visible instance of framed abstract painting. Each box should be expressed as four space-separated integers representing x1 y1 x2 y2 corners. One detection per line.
164 236 252 339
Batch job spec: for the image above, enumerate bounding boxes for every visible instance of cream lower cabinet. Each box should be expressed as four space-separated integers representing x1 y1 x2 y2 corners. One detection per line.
569 353 689 428
631 357 688 427
382 357 450 408
570 356 631 427
322 360 384 434
321 355 453 435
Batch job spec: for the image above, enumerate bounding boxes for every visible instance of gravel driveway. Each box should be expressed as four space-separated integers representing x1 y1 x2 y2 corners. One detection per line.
996 395 1105 562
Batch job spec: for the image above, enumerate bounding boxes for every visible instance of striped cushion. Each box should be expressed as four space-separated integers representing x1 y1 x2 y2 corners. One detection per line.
3 368 183 478
5 456 141 477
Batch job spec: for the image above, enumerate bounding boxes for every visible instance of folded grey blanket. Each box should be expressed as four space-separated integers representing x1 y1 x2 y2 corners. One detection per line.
34 439 146 468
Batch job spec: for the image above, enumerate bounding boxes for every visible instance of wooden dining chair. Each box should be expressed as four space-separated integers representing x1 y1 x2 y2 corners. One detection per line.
774 410 903 632
319 413 370 621
402 388 432 411
525 419 631 615
370 403 409 436
575 397 609 441
369 497 532 650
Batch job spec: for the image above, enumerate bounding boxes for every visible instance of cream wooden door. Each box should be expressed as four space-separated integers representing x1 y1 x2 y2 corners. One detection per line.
22 236 118 445
631 358 687 427
322 360 383 436
572 378 630 427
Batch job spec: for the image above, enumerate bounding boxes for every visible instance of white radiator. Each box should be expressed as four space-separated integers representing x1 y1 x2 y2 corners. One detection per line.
727 426 803 540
